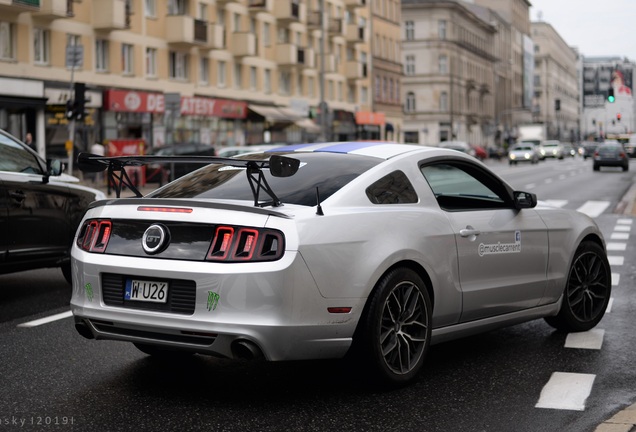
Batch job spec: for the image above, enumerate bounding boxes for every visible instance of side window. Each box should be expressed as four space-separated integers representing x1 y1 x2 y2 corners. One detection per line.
0 133 43 174
420 163 509 211
366 170 418 204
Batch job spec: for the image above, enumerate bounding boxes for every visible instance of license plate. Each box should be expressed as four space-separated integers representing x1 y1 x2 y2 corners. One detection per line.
124 279 168 303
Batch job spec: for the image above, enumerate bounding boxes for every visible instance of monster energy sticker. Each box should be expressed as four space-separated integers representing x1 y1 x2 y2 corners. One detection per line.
207 291 220 311
478 231 521 256
85 283 94 302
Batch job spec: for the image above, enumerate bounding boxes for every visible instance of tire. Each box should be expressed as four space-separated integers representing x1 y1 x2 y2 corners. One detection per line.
353 268 432 387
593 164 600 171
544 242 611 332
134 343 195 358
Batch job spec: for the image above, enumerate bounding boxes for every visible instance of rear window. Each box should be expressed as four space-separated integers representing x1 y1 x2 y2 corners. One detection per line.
148 152 381 206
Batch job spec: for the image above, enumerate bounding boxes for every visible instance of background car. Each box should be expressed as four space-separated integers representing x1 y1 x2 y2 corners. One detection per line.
581 141 598 160
438 141 477 158
508 143 540 164
71 142 611 387
0 129 104 283
561 143 577 157
539 140 564 159
593 141 629 171
145 143 217 185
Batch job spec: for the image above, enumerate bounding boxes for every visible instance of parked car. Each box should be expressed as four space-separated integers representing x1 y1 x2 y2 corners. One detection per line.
593 141 629 171
508 143 540 165
145 143 217 185
438 141 477 158
561 143 577 157
487 146 506 160
72 142 611 386
0 129 105 283
471 145 487 161
539 140 564 160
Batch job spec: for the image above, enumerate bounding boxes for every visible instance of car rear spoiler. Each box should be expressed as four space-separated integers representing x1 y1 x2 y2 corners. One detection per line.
77 153 300 206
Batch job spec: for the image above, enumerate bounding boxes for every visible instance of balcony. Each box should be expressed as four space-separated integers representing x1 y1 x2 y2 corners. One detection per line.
32 0 72 19
273 1 305 23
327 18 343 36
345 23 366 44
307 10 320 28
276 45 315 68
165 15 208 47
343 0 366 9
345 61 368 80
247 0 271 14
0 0 38 16
232 32 256 57
315 53 336 73
205 23 225 50
92 0 128 31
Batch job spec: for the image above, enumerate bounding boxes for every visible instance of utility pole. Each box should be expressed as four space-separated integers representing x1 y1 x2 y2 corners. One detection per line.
318 0 329 142
65 38 83 175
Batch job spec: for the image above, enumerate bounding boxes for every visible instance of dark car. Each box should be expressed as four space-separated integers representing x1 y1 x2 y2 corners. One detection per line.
0 129 104 283
581 142 598 160
145 143 216 185
593 141 629 171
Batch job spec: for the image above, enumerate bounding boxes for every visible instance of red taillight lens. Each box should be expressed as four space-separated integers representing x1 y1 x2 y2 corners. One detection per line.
206 225 284 262
77 219 112 253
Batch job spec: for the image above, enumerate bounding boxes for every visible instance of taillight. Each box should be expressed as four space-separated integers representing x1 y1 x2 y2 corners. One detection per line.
77 219 112 253
206 225 284 262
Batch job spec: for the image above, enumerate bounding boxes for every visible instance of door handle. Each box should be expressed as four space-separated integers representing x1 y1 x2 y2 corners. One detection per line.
459 226 481 237
9 191 26 202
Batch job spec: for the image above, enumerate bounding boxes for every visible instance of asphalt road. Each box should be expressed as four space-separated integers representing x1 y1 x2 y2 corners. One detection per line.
1 156 634 432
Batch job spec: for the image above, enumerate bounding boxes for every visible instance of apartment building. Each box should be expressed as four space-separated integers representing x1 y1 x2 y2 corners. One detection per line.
401 0 497 146
531 21 579 141
0 0 387 159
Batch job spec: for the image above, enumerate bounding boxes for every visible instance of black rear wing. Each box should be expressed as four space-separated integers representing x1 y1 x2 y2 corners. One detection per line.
77 153 300 206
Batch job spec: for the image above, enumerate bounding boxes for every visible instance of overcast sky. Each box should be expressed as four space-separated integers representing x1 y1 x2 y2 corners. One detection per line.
528 0 636 61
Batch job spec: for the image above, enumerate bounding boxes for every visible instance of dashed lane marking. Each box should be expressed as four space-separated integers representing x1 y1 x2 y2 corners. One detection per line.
17 310 73 328
608 256 624 266
536 372 596 411
607 242 627 252
576 201 611 218
565 329 605 350
610 232 630 240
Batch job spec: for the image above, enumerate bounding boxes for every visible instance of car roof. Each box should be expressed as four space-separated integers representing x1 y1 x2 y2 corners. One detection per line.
265 141 436 160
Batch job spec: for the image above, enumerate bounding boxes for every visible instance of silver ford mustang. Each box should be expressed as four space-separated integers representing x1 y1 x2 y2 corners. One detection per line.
70 142 611 386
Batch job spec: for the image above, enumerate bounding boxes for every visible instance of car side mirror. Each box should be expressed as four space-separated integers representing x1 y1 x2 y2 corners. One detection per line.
43 159 63 184
514 191 537 209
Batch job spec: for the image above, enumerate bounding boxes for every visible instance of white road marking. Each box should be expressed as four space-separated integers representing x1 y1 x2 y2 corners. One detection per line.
606 298 614 313
535 372 596 411
544 199 568 208
17 310 73 328
614 225 631 232
617 219 633 225
612 273 620 286
576 201 610 218
610 232 630 240
525 183 536 189
545 178 553 184
565 329 605 350
607 242 627 251
608 256 624 266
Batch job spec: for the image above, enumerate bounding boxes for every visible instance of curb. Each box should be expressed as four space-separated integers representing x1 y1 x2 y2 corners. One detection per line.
615 181 636 215
594 402 636 432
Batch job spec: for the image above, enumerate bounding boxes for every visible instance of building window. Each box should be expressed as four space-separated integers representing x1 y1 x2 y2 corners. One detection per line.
264 69 271 93
146 47 157 77
234 63 242 89
361 86 368 104
438 20 447 40
33 28 50 65
405 92 416 113
263 22 271 46
122 44 134 75
167 0 186 15
95 39 109 72
348 83 355 103
405 20 414 41
217 60 226 87
0 22 14 60
279 70 291 95
169 51 189 80
199 57 209 85
440 91 448 111
439 55 448 75
250 66 257 90
308 76 315 98
405 55 415 75
145 0 156 17
404 131 419 144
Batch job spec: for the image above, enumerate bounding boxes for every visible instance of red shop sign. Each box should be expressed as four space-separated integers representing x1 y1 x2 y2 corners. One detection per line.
180 97 247 118
104 90 165 113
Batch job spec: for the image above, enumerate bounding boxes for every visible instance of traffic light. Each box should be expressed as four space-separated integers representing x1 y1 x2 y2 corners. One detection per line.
73 82 86 120
617 113 622 122
607 87 615 103
65 99 75 119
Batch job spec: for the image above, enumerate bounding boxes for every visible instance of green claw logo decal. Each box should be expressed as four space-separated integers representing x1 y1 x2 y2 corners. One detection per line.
85 283 94 302
207 291 220 311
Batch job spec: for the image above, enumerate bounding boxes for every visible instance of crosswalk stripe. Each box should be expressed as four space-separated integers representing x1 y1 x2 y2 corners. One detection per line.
536 372 596 411
607 242 627 251
576 201 611 218
608 256 624 266
565 329 605 350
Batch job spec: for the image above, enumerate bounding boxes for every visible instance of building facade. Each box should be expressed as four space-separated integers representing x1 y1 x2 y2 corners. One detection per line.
531 21 579 142
401 0 497 147
0 0 394 162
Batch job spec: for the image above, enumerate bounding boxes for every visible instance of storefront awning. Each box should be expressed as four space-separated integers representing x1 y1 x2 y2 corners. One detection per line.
249 105 298 122
295 118 321 134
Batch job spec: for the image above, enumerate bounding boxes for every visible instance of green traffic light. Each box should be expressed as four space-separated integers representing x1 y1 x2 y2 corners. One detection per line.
608 95 615 103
